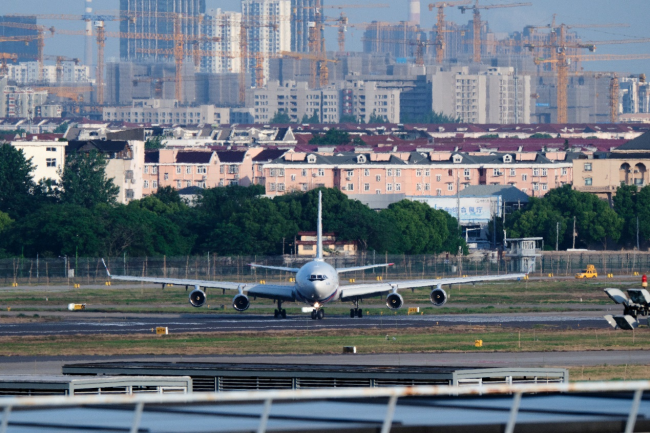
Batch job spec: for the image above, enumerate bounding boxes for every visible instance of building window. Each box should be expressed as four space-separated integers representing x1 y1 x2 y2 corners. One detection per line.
46 147 56 152
436 188 442 196
416 170 422 176
197 166 207 174
395 183 401 191
229 165 239 174
269 183 276 191
417 183 422 191
510 168 516 176
176 166 181 174
533 168 539 176
347 170 354 177
522 174 528 181
301 183 308 191
144 180 149 188
347 183 354 191
584 163 592 172
291 174 296 181
585 178 593 186
270 169 276 177
46 158 56 167
447 183 453 191
387 169 393 177
364 183 370 191
186 167 191 174
436 174 441 182
302 169 307 177
278 183 285 192
533 183 539 191
542 183 548 191
186 181 191 187
425 183 430 191
425 170 430 176
493 169 501 176
318 169 325 177
164 173 169 180
279 169 285 176
395 169 401 177
144 166 149 174
376 175 381 182
542 168 548 177
152 181 158 189
387 184 393 191
176 180 181 188
376 189 381 194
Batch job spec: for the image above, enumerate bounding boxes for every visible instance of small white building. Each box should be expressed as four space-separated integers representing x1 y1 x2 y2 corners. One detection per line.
11 141 67 184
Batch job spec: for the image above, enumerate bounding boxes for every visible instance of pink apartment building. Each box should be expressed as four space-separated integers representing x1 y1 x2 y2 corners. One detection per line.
263 151 573 197
142 148 265 194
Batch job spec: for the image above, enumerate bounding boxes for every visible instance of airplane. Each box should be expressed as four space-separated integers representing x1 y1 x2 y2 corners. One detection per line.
604 276 650 330
102 191 526 320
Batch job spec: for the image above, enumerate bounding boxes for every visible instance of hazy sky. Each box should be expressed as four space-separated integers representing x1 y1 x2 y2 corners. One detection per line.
3 0 650 74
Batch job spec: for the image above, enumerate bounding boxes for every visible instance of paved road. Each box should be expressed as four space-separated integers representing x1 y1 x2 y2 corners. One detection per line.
0 310 615 336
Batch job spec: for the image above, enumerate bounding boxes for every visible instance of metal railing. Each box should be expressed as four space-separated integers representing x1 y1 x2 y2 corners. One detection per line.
0 380 649 433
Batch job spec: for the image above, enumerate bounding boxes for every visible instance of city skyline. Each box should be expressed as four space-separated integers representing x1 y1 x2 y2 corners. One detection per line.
0 0 648 74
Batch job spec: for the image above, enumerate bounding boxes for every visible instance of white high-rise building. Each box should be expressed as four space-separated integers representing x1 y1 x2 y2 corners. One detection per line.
6 62 92 85
241 0 291 87
202 9 242 74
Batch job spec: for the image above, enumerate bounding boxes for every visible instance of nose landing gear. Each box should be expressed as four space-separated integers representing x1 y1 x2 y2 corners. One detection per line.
311 309 324 320
350 298 363 318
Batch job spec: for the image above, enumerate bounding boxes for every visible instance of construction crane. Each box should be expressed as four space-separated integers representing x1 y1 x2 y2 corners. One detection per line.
280 51 338 88
459 0 532 63
428 1 471 64
0 53 18 76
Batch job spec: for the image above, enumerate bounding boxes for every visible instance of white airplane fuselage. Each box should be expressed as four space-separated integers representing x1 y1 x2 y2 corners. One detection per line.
294 260 339 307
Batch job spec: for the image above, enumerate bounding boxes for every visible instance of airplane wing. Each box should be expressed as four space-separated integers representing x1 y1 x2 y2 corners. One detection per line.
339 274 526 300
246 284 296 302
109 275 244 290
249 264 301 273
336 263 394 273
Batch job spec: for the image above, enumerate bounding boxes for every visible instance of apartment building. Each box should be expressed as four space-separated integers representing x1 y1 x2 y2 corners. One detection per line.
102 99 230 125
0 78 48 119
11 140 67 184
430 66 531 124
253 81 340 123
241 0 291 87
67 140 145 204
342 81 401 124
6 62 92 84
573 131 650 201
263 151 572 198
142 148 264 194
202 9 242 74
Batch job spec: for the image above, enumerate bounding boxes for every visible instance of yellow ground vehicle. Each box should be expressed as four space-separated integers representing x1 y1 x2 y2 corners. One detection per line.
576 265 598 279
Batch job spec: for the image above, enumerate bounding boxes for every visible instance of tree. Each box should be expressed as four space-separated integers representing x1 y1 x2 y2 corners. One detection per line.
636 186 650 244
300 110 320 124
59 150 120 208
0 144 38 219
401 110 460 124
613 183 638 246
145 136 165 150
53 122 69 134
309 129 356 145
368 111 386 124
339 114 359 123
530 133 553 139
0 211 12 233
270 111 291 123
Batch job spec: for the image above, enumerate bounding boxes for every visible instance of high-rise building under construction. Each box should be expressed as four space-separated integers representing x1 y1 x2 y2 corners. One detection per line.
291 0 320 53
119 0 206 62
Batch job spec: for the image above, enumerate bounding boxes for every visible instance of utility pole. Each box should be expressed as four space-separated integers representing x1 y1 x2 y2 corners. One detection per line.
572 216 576 250
556 222 559 251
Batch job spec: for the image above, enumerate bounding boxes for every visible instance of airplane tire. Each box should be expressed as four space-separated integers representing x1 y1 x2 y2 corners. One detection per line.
281 309 287 319
311 310 317 320
350 309 355 318
317 309 325 320
357 309 363 318
274 309 279 318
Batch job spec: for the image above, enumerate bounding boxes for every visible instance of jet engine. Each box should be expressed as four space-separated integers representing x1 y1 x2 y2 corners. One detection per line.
386 293 404 310
233 294 250 312
189 289 207 308
430 288 447 307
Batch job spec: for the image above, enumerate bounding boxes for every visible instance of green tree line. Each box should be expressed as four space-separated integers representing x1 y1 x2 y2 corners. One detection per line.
495 184 650 250
0 144 467 258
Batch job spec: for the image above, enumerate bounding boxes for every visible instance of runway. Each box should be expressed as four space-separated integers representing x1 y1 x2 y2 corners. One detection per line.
0 311 612 336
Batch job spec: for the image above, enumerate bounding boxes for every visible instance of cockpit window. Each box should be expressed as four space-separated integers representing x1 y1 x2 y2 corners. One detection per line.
309 274 327 281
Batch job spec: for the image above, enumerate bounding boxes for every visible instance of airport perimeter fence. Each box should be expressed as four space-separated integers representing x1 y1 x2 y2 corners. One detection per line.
1 251 650 286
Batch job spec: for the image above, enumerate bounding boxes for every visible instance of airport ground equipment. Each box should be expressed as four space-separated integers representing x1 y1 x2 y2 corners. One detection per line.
575 264 598 279
604 275 650 330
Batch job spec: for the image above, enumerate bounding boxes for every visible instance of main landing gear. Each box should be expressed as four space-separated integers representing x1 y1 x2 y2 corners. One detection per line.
350 298 363 318
311 309 324 320
274 301 287 319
